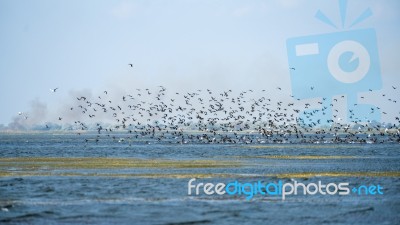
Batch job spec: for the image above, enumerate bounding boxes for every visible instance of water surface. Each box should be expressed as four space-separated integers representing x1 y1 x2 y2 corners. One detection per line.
0 133 399 224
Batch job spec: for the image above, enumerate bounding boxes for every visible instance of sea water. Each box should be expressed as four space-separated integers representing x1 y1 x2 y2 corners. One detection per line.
0 133 399 224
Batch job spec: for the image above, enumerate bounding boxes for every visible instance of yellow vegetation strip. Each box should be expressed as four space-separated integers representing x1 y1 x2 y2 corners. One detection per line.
234 155 358 160
246 145 358 149
0 157 241 170
1 157 398 178
0 171 399 178
273 171 400 178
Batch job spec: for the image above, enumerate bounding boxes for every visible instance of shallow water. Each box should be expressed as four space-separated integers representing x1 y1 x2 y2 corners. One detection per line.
0 133 399 224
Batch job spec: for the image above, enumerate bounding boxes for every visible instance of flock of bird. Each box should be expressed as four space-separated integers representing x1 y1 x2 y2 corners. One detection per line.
27 83 399 145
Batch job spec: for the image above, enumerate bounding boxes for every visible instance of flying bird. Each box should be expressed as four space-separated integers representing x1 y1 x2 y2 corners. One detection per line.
50 88 58 92
128 64 133 67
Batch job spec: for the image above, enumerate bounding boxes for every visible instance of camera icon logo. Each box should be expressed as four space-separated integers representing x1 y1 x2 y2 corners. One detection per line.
287 29 381 98
286 2 381 125
328 40 370 84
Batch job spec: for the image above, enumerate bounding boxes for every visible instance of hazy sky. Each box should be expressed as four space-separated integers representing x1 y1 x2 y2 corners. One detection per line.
0 0 399 126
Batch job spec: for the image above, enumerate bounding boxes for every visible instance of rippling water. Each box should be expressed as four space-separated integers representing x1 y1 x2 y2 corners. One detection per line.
0 133 399 224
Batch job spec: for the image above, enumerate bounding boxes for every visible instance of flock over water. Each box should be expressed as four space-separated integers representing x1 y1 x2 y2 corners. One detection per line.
19 86 400 144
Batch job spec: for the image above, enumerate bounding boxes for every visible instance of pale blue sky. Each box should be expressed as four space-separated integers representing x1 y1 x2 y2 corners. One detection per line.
0 0 399 126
